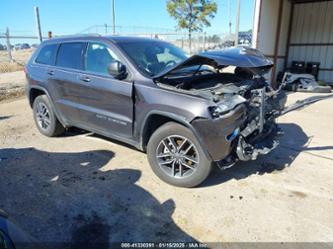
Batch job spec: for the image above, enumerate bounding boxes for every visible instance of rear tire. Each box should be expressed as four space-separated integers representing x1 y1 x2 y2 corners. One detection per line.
147 122 212 188
33 95 65 137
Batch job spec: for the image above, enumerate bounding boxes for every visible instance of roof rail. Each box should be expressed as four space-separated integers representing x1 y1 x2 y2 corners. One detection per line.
52 33 102 39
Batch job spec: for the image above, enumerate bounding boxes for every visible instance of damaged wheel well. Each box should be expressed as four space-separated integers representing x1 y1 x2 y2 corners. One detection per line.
29 88 46 107
142 114 185 150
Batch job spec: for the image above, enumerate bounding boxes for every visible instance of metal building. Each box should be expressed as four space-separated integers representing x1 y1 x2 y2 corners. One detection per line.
253 0 333 84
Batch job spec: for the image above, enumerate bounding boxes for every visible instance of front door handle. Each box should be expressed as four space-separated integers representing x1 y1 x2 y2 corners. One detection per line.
80 76 91 83
47 70 54 76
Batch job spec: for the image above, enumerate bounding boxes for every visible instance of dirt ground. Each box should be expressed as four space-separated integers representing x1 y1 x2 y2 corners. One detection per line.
0 49 34 64
0 93 333 246
0 71 26 102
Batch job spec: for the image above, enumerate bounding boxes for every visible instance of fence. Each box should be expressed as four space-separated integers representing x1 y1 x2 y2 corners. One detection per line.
0 29 43 73
79 25 240 54
0 25 252 73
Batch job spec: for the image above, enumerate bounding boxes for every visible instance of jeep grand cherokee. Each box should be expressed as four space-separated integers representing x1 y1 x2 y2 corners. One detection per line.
26 35 286 187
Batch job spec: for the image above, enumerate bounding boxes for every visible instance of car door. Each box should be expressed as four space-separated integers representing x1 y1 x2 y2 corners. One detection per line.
51 42 86 124
29 42 58 101
77 42 134 139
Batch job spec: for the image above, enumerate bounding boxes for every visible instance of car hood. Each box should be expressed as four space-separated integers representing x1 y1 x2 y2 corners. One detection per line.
153 46 273 80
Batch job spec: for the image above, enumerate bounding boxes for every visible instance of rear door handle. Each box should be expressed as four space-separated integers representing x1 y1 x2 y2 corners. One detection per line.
47 70 54 76
80 76 91 82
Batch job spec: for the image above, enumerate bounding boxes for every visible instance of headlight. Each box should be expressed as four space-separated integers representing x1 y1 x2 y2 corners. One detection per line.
209 105 230 118
209 95 246 118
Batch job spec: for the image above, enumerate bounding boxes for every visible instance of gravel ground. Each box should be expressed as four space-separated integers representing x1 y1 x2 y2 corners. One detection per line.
0 71 26 102
0 93 333 246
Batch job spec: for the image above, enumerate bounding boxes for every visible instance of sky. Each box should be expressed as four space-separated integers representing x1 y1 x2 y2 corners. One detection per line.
0 0 255 37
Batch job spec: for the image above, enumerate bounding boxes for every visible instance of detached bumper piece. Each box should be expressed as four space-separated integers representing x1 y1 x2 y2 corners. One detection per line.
236 88 282 162
217 124 283 170
281 72 331 93
281 94 333 116
236 125 281 161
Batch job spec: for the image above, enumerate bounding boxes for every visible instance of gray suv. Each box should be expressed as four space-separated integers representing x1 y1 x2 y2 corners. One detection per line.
26 35 286 187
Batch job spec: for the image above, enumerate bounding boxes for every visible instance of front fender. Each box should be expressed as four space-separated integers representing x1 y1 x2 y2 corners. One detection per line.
191 104 247 161
139 110 213 161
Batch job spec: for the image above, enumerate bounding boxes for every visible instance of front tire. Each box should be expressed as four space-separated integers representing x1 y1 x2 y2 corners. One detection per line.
33 95 65 137
147 122 212 188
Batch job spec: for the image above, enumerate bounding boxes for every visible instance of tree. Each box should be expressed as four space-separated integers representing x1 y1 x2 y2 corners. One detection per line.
167 0 217 53
210 34 221 43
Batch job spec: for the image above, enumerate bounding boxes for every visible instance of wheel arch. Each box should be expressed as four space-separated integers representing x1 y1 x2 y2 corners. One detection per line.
28 86 67 127
140 111 212 161
28 87 47 108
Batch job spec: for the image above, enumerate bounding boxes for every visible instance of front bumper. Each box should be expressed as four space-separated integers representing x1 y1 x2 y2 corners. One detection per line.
215 123 282 170
191 88 286 162
236 122 282 161
191 108 285 163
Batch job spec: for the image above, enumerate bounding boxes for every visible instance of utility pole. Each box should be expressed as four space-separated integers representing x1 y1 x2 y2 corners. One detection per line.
228 0 232 35
112 0 116 35
104 23 108 34
5 27 13 62
203 32 206 51
34 6 43 43
235 0 241 46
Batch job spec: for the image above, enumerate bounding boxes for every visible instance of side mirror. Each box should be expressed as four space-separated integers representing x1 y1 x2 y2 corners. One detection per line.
108 61 127 79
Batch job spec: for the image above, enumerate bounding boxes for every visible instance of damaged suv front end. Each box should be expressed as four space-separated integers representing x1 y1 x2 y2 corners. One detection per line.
154 47 287 168
27 36 288 188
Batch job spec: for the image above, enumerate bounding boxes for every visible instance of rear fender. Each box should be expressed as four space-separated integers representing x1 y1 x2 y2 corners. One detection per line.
28 86 67 127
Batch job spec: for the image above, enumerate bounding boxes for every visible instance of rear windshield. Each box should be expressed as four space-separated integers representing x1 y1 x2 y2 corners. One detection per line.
56 42 85 70
35 44 57 65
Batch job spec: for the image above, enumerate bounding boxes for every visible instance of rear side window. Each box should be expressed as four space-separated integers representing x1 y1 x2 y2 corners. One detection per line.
56 42 85 70
35 44 57 65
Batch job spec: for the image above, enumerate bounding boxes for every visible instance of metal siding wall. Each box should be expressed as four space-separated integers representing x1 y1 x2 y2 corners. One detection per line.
275 0 292 77
288 1 333 82
324 1 333 82
279 0 291 56
256 0 280 82
256 0 291 83
257 0 280 55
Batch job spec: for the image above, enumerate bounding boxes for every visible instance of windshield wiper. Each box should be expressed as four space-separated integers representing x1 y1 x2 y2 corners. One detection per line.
192 65 203 76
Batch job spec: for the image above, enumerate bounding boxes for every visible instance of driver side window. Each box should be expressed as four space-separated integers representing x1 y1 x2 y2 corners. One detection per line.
85 43 119 75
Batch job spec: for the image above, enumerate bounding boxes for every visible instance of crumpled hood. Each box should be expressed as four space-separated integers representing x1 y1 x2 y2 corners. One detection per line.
154 46 273 80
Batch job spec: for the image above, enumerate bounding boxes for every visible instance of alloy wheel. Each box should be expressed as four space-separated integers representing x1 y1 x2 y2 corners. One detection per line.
156 135 199 178
35 102 51 130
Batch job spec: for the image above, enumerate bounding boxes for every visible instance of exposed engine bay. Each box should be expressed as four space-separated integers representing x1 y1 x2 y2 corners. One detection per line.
154 47 287 166
158 71 286 166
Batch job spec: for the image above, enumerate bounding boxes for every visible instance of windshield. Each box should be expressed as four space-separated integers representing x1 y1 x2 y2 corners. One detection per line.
118 41 188 77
